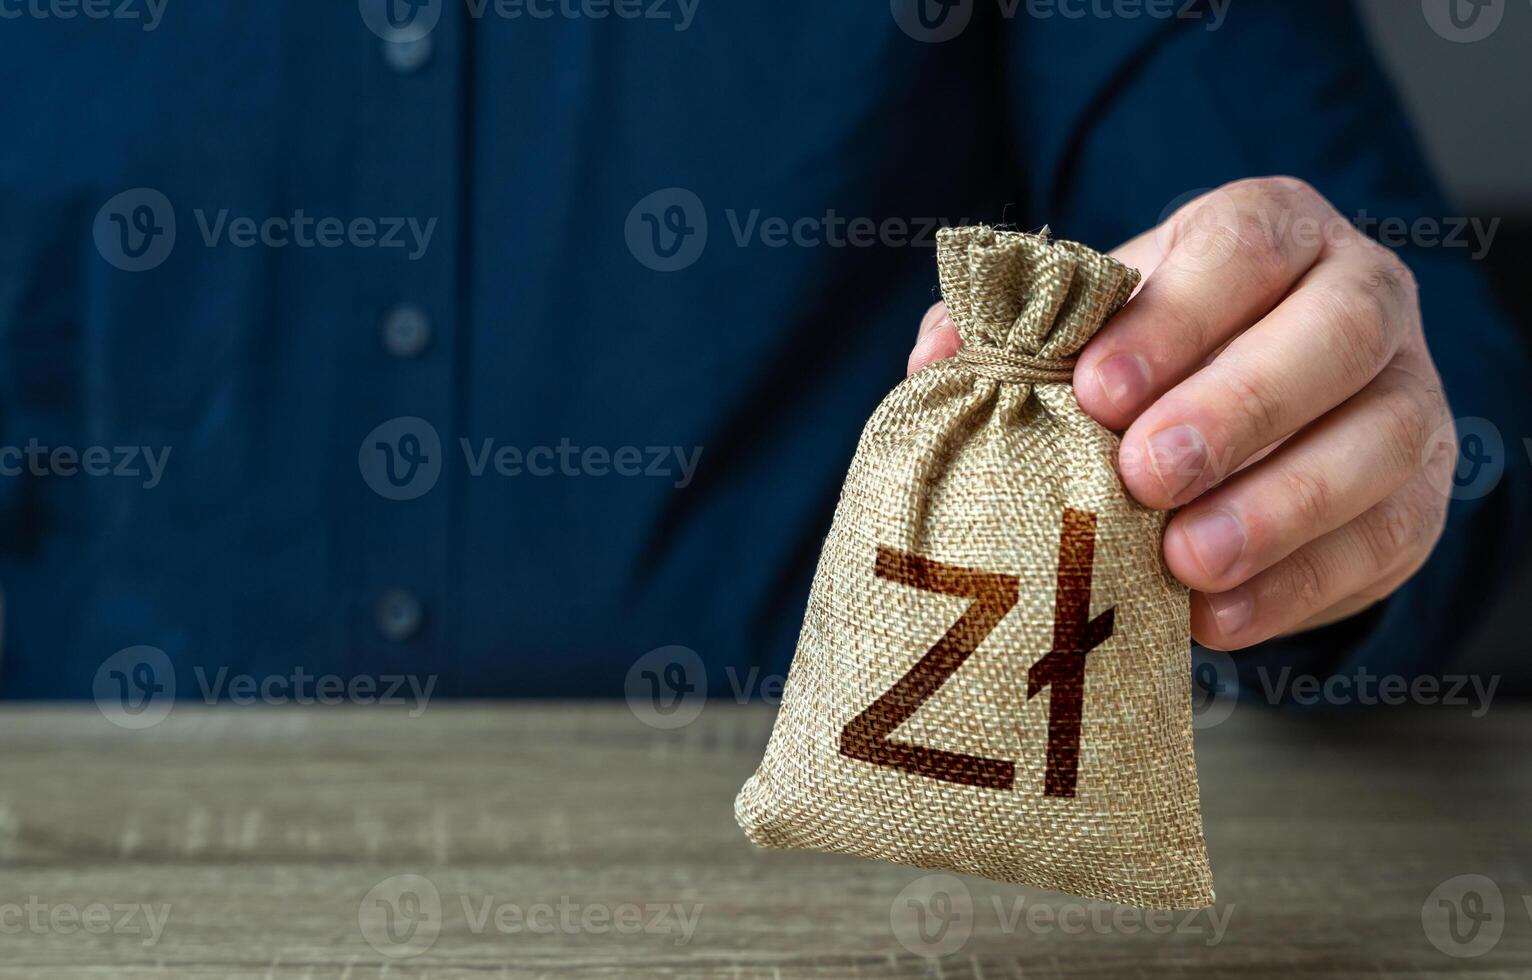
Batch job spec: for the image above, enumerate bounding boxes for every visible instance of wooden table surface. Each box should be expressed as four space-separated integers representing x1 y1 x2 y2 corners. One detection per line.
0 701 1528 979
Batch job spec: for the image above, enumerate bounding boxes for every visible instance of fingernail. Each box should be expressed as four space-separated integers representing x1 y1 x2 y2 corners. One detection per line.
1203 587 1254 637
1093 353 1152 414
1180 508 1247 580
1146 424 1209 503
919 309 952 339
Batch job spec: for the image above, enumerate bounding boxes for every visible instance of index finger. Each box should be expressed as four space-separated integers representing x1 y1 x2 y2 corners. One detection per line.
1073 178 1335 431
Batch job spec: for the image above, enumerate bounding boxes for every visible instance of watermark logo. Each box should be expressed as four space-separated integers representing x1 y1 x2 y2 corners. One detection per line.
888 875 1236 958
624 645 706 729
1257 667 1498 715
890 875 975 958
457 894 701 945
0 898 171 947
94 188 176 272
1421 0 1503 43
625 190 977 270
0 440 171 489
362 426 705 500
193 667 435 717
359 0 443 41
94 190 435 270
620 649 786 731
189 210 436 259
1434 416 1503 501
461 438 703 489
1422 874 1504 957
359 417 443 501
93 649 438 729
1155 186 1243 274
359 874 443 958
890 0 974 42
361 0 698 38
358 875 701 957
625 188 708 272
93 646 176 730
992 895 1232 944
1352 210 1499 261
0 0 168 30
1152 187 1500 278
893 0 1226 42
1191 648 1239 729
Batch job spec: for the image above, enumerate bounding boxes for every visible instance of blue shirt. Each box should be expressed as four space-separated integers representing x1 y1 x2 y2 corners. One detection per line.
1 2 1527 698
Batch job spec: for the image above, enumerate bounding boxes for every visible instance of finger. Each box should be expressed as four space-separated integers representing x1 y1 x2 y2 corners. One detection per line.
917 301 948 339
1190 469 1447 650
1162 354 1442 593
1284 592 1388 637
1076 178 1334 430
1277 418 1457 635
909 302 960 376
1107 228 1167 290
1119 238 1418 509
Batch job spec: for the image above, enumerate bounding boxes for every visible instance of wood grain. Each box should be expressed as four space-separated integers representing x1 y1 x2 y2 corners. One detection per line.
0 702 1528 978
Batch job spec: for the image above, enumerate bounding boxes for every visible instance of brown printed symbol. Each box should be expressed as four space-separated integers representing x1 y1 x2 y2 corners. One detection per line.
838 509 1113 798
840 548 1021 789
1026 509 1113 798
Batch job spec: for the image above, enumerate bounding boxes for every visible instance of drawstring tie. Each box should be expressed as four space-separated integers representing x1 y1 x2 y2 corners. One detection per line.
956 345 1077 385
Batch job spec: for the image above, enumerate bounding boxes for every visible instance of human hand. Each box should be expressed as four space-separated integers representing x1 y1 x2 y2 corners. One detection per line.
909 178 1456 650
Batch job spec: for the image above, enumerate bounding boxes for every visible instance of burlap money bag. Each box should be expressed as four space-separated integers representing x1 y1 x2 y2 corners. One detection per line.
735 225 1213 909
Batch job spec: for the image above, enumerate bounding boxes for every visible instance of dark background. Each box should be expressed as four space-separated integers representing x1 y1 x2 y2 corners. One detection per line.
1356 3 1532 689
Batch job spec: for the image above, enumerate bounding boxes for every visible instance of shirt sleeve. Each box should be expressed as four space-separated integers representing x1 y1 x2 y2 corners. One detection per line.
1001 1 1532 690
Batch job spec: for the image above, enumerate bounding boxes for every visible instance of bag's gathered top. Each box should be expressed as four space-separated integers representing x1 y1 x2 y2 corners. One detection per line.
942 226 1140 386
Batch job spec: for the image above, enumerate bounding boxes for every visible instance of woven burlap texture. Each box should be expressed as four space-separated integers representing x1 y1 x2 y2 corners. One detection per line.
735 225 1214 910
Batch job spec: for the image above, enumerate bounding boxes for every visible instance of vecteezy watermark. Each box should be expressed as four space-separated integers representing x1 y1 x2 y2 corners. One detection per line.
891 875 975 958
889 873 1233 957
1190 648 1239 729
93 189 437 272
1255 667 1499 717
358 0 699 42
0 0 167 31
358 417 443 501
625 188 708 272
624 646 707 729
94 188 176 273
624 188 971 272
1421 874 1519 958
0 898 172 947
358 417 705 500
1439 416 1504 500
1424 417 1532 502
623 646 789 729
91 646 437 729
1351 209 1500 261
1153 186 1502 276
192 667 435 717
989 894 1232 945
0 439 171 489
358 874 703 959
190 209 436 260
460 438 703 488
93 646 177 730
1420 0 1504 43
359 875 442 959
890 0 1229 44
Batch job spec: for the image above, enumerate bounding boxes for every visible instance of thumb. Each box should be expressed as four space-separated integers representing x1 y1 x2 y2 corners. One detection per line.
907 302 961 376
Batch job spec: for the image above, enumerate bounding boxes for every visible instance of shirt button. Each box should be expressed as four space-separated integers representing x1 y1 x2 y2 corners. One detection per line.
376 589 425 642
382 304 432 359
382 35 434 75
